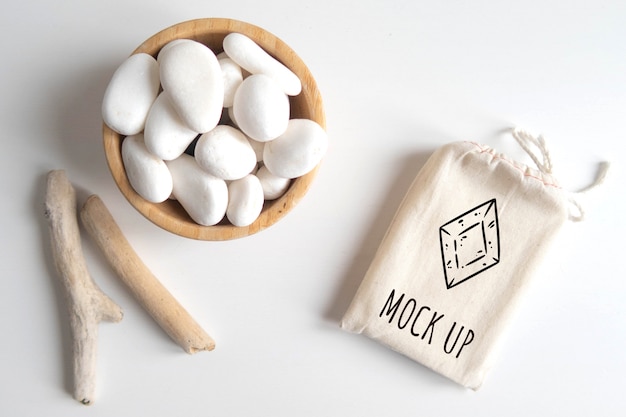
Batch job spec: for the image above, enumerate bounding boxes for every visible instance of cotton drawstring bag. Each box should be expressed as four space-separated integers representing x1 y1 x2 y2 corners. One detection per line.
341 128 608 389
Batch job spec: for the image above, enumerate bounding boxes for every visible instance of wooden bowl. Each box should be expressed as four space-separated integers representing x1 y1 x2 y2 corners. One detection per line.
103 18 326 240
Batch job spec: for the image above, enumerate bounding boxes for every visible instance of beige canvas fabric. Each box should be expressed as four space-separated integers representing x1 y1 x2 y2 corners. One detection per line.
341 136 581 389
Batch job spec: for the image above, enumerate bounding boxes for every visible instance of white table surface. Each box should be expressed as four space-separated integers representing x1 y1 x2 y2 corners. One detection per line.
2 1 625 415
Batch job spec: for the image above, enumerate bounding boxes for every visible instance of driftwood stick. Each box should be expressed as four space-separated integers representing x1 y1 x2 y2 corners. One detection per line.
80 194 215 354
44 170 123 405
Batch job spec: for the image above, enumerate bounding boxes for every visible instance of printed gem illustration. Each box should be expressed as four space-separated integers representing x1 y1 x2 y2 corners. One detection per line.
439 199 500 289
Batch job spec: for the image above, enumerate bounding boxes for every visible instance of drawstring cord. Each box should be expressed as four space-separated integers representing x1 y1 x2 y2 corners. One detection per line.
511 128 554 175
511 127 610 222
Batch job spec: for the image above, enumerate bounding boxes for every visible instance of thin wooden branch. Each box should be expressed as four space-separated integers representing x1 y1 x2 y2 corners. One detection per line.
44 170 123 405
80 194 215 354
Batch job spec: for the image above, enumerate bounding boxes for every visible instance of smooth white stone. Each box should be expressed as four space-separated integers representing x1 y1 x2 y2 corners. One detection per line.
227 106 238 127
159 40 224 133
217 51 252 77
194 125 257 180
219 57 243 107
223 33 302 96
121 133 173 203
102 53 160 135
232 74 289 142
247 136 265 162
144 92 199 160
256 165 291 200
166 154 228 226
264 118 328 179
226 175 265 227
156 39 194 64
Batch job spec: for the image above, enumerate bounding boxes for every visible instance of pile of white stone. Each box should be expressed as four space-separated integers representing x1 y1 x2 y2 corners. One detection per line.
102 33 328 227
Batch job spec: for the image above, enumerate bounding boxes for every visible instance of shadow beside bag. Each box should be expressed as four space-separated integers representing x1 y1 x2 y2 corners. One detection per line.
341 129 608 389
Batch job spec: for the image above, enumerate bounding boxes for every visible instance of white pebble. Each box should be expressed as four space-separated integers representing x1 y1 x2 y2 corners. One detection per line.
264 119 328 179
194 125 257 180
159 40 224 133
156 39 194 64
144 92 199 160
166 154 228 226
256 165 291 200
102 53 160 135
227 106 238 127
122 133 173 203
233 74 289 142
223 33 302 96
227 175 265 227
247 136 265 162
219 57 243 108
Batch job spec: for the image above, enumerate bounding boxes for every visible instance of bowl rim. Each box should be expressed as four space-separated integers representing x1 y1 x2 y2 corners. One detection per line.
102 18 326 240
